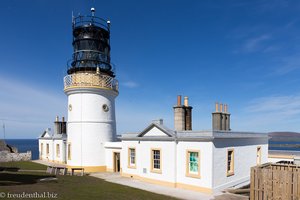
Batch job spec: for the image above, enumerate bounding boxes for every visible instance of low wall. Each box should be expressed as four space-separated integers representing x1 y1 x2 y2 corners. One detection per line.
0 151 32 162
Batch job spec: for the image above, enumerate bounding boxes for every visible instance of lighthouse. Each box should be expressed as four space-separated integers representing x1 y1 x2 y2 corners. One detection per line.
63 8 118 172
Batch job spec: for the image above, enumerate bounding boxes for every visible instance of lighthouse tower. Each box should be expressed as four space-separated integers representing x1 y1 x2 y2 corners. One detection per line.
64 8 118 172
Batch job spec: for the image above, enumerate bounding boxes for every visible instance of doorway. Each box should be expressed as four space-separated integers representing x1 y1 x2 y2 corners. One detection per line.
113 152 120 172
257 147 261 165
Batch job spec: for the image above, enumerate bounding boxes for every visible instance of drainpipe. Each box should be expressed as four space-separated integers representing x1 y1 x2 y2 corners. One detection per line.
174 132 178 187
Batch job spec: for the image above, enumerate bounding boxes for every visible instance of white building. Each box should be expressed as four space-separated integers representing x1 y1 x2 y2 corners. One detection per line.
39 8 269 194
39 96 268 193
120 120 268 193
39 117 67 164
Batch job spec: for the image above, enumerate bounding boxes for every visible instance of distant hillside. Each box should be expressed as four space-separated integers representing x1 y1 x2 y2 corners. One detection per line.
269 132 300 142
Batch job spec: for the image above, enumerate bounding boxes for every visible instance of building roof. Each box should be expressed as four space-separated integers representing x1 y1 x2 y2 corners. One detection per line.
39 128 67 140
121 122 268 141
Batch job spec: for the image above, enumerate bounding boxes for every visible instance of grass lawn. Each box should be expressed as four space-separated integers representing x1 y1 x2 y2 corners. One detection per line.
0 161 47 170
0 162 179 200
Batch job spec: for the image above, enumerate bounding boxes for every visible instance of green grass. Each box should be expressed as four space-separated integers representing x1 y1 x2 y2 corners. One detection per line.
0 162 179 200
0 161 47 170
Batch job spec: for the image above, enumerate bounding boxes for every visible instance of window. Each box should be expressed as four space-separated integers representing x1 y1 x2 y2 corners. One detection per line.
186 150 200 178
227 149 234 176
128 148 136 168
257 147 261 165
46 144 49 156
56 144 60 158
40 143 43 156
151 149 162 173
68 143 71 160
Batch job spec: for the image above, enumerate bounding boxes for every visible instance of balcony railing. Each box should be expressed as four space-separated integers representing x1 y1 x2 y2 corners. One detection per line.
64 73 118 92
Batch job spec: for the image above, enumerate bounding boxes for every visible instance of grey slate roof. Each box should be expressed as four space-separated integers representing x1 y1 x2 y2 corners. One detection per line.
39 128 67 140
121 122 268 141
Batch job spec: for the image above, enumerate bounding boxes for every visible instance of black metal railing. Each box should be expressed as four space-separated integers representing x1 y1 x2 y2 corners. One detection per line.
73 15 110 31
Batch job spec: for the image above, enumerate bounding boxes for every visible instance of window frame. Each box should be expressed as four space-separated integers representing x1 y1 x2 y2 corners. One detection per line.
186 150 201 178
40 143 43 156
56 144 60 158
46 143 49 156
150 148 162 174
127 147 136 169
227 149 234 176
68 143 71 160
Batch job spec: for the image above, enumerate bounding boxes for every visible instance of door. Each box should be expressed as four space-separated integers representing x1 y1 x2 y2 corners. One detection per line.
113 152 120 172
257 147 261 165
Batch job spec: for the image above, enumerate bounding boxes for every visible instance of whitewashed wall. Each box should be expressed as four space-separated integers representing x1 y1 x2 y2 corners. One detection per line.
39 139 66 163
39 139 54 161
105 142 122 172
66 90 117 168
53 140 66 163
122 140 176 183
212 138 268 191
176 141 213 189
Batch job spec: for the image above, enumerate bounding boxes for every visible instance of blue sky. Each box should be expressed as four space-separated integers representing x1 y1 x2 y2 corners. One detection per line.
1 0 300 138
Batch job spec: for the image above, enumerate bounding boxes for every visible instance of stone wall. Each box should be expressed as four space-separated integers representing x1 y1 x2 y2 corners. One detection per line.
0 151 32 162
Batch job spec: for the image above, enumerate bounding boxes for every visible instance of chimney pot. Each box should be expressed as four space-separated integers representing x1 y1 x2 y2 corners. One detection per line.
55 116 59 122
177 95 182 106
220 103 223 113
215 102 219 112
184 96 189 107
62 117 65 122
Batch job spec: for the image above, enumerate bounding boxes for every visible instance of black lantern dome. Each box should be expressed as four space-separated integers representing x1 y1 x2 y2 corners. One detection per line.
67 8 114 77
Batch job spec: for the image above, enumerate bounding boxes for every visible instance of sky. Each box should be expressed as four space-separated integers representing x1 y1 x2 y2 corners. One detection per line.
1 0 300 139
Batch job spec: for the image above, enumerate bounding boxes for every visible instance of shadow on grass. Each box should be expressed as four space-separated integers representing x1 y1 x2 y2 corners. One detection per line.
0 173 55 186
0 167 20 172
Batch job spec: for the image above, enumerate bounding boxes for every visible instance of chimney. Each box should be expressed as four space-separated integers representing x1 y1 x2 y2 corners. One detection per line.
184 96 192 131
173 95 193 131
212 102 231 131
174 95 185 131
61 116 67 134
225 104 230 131
54 116 61 135
215 102 219 112
184 96 189 106
212 102 222 131
177 95 182 106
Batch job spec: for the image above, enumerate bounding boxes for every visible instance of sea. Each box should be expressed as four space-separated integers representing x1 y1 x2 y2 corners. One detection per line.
4 139 39 160
2 139 300 161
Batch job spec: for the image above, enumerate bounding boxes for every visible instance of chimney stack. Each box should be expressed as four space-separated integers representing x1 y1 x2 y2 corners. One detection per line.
61 116 67 134
212 102 231 131
54 116 60 135
173 95 193 131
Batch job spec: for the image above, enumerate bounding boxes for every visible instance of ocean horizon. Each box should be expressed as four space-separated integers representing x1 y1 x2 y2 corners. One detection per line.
3 139 39 160
1 139 300 161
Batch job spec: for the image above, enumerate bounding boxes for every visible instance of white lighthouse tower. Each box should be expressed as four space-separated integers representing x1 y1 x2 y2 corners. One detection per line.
63 8 118 172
